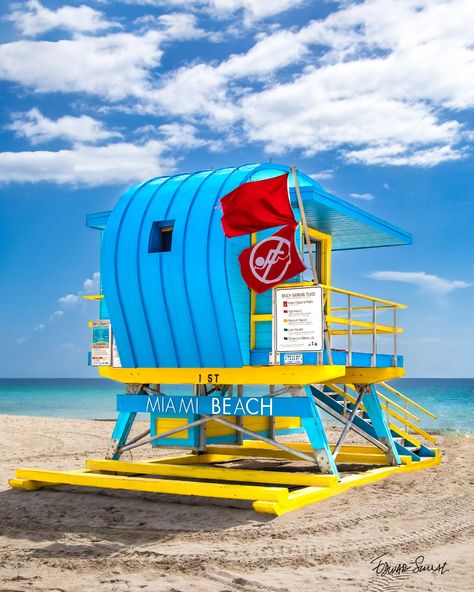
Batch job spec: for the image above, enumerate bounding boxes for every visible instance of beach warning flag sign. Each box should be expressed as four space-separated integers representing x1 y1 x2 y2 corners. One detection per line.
238 223 306 293
220 173 295 238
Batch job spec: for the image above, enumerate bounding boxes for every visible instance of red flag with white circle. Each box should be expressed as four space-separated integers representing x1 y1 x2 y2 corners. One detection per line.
238 223 306 293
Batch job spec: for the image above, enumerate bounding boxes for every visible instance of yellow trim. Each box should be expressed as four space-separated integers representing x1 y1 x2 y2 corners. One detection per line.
251 314 272 322
338 367 404 384
82 294 103 300
99 364 346 385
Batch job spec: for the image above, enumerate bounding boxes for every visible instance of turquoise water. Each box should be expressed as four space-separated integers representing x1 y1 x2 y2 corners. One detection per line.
0 378 472 433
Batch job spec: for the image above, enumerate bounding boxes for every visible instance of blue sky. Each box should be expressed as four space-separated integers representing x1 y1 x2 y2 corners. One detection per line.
0 0 472 378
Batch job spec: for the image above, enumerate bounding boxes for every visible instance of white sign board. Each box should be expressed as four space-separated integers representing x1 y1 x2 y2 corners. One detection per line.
273 286 323 353
91 320 112 366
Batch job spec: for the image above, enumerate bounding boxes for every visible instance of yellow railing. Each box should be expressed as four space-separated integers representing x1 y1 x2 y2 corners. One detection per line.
251 283 406 367
328 382 437 445
322 284 406 367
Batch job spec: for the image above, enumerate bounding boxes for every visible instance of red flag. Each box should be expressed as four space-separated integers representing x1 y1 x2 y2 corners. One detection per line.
220 173 295 238
238 223 306 293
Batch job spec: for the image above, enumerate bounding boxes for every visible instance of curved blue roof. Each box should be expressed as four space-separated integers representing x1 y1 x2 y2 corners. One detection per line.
99 163 411 369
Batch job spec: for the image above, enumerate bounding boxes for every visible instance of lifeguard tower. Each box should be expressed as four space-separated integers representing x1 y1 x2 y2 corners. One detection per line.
10 163 440 515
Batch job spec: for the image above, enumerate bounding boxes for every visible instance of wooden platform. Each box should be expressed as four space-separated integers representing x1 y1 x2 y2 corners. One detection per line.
9 443 441 515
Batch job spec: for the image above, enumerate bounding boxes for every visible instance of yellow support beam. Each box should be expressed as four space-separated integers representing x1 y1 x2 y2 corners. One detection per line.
99 364 346 385
253 453 441 515
85 459 335 487
12 468 289 503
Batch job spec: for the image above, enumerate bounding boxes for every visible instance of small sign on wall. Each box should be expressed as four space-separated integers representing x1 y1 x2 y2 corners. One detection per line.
91 320 112 366
273 286 323 353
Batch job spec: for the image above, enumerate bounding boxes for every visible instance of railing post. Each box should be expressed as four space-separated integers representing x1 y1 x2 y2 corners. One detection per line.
347 293 352 366
393 306 398 367
371 300 377 367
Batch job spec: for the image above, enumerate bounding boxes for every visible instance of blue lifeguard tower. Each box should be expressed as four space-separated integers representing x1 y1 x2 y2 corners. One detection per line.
10 164 440 515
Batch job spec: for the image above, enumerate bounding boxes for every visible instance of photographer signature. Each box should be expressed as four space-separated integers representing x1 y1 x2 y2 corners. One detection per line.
370 553 449 576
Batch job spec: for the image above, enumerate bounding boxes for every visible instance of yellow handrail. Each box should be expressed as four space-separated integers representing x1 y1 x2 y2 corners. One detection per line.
327 315 403 335
380 382 437 419
83 294 103 300
327 383 435 444
320 284 407 308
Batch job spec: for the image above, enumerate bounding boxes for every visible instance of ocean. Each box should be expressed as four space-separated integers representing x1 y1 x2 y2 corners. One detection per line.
0 378 472 434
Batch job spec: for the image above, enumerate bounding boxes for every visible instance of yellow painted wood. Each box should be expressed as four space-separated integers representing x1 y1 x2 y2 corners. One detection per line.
253 454 441 515
99 364 346 385
242 440 383 454
375 391 420 422
14 468 289 502
204 445 311 462
337 367 404 384
85 459 335 487
156 418 189 439
252 314 272 322
327 383 424 446
9 478 46 491
320 284 406 308
153 417 301 440
327 315 403 334
380 382 437 419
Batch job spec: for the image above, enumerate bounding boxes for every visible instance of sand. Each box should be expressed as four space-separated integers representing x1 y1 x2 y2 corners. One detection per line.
0 414 472 592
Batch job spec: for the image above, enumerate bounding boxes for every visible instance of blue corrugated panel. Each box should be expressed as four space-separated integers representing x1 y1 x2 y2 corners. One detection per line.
99 163 412 369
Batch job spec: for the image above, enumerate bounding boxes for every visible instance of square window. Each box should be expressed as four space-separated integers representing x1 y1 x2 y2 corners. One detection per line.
149 220 175 253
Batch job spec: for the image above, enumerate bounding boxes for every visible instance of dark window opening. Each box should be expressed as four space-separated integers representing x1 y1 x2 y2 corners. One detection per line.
149 220 175 253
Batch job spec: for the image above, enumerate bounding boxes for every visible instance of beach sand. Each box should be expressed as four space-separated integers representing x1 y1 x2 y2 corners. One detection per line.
0 414 472 592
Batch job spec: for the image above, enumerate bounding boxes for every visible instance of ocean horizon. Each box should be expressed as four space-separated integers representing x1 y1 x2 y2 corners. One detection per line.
0 377 472 434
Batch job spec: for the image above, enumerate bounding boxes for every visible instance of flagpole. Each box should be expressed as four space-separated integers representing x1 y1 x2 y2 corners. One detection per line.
290 164 333 365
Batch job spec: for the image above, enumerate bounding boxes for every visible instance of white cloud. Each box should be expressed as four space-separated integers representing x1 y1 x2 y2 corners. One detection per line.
148 0 473 165
8 109 122 145
83 272 101 294
368 271 472 295
0 31 164 101
49 310 64 321
308 169 334 181
58 293 81 306
8 0 119 37
350 192 375 201
33 323 45 332
2 0 473 169
0 140 176 186
120 0 305 24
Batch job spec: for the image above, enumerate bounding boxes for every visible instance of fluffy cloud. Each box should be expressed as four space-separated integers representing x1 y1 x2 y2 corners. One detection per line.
8 0 118 37
368 271 471 295
350 192 375 201
0 31 163 101
0 140 176 186
120 0 306 24
2 0 473 169
8 109 122 145
58 294 81 306
83 272 101 295
149 0 473 165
